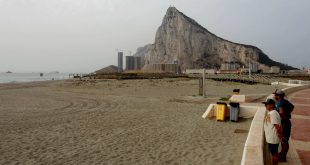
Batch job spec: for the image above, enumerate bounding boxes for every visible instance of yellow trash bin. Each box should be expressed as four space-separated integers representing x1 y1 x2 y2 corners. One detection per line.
216 102 227 121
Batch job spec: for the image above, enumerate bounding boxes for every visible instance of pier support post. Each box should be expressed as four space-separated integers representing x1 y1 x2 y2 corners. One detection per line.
203 69 206 97
198 69 206 97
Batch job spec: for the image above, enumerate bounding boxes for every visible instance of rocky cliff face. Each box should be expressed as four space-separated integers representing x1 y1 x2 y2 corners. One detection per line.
134 7 295 71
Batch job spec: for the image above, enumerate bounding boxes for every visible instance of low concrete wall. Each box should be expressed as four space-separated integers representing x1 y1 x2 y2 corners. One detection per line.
202 104 216 119
272 81 302 87
282 84 310 96
229 95 246 103
272 80 310 87
241 106 266 165
245 94 268 102
230 94 269 103
288 80 310 85
202 104 258 119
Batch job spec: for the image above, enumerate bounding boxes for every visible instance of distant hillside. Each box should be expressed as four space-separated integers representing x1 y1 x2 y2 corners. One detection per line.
134 7 296 71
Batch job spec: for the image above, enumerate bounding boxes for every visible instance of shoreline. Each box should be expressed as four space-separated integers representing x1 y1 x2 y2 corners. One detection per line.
0 72 70 84
0 80 64 90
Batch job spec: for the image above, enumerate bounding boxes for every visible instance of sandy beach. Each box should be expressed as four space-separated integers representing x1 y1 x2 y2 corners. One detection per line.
0 79 283 164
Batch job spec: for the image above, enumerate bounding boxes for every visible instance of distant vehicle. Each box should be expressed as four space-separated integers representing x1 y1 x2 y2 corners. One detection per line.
6 71 12 74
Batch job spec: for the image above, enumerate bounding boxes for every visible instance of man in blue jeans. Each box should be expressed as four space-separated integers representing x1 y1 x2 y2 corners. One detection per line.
274 90 294 162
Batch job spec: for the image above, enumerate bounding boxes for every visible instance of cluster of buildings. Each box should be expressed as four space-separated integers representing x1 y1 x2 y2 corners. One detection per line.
219 61 259 74
95 52 180 74
219 61 284 74
282 69 310 75
117 52 142 72
186 60 310 76
118 52 180 73
96 52 309 75
125 56 142 71
150 63 179 73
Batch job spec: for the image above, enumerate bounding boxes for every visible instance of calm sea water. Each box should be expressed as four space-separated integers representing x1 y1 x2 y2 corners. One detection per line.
0 72 70 84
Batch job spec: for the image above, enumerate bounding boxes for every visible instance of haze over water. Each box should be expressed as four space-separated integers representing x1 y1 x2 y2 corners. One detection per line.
0 72 69 84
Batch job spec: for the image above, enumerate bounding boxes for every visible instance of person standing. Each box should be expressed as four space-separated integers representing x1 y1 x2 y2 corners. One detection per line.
263 99 282 165
274 90 294 162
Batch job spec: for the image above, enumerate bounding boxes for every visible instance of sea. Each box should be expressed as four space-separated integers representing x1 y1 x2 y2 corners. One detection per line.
0 72 70 84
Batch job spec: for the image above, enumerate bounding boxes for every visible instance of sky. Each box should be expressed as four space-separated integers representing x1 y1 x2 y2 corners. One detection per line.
0 0 309 73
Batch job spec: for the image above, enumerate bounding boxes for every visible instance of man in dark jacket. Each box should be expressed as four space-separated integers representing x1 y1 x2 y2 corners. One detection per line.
274 90 294 162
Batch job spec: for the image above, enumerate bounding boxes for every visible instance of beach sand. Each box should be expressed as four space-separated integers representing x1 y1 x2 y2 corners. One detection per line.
0 79 283 164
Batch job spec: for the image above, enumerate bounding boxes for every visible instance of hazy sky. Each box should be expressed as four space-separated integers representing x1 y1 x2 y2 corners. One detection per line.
0 0 309 73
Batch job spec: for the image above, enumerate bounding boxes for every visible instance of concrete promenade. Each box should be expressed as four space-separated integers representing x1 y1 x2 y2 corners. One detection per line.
281 88 310 165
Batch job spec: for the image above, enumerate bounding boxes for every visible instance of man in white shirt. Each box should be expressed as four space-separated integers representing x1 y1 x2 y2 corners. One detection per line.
263 99 282 165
